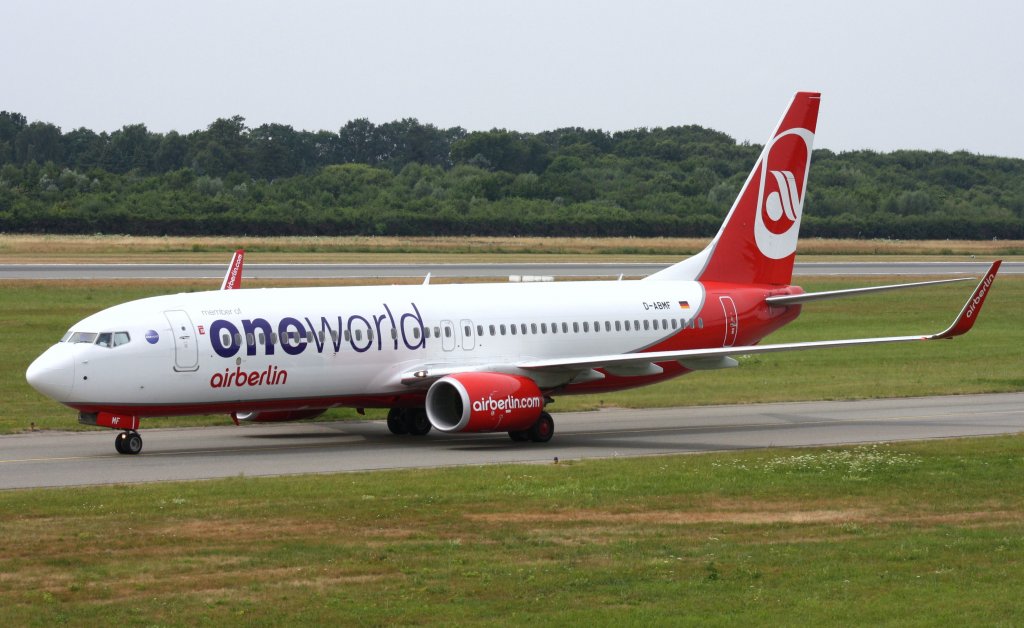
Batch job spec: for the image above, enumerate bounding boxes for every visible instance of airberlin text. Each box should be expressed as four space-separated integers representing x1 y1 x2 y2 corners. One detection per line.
211 364 287 389
964 273 995 319
208 302 427 359
473 394 543 414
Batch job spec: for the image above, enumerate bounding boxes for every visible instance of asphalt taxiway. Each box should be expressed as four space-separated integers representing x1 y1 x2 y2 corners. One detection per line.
2 392 1021 490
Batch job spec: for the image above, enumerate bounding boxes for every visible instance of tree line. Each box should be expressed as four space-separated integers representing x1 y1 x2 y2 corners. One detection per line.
1 110 1022 239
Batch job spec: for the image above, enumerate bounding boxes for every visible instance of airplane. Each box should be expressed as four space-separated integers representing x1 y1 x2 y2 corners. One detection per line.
25 91 1002 455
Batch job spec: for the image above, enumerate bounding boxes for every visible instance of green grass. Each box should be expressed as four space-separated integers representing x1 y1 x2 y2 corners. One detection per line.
2 436 1023 624
3 276 1020 433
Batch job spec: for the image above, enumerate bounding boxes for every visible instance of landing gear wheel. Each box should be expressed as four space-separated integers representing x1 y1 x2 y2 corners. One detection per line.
387 408 409 435
528 412 554 443
124 431 143 455
406 409 432 436
508 430 530 442
115 431 143 455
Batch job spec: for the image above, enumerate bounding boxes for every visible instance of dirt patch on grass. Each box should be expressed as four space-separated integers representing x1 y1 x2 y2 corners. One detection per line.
153 517 339 542
468 507 1024 528
467 508 869 526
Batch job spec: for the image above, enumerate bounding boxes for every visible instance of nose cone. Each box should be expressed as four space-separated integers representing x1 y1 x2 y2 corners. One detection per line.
26 345 75 401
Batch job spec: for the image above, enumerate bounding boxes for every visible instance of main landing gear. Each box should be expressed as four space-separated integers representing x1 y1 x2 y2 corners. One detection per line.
114 430 143 455
508 412 554 443
386 408 433 436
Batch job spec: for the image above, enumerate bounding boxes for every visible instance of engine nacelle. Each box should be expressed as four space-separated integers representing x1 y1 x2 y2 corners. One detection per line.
231 409 327 423
425 373 544 433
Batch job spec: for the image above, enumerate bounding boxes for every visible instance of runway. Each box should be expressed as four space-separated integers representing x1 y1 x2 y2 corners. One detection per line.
1 261 1020 280
2 392 1021 490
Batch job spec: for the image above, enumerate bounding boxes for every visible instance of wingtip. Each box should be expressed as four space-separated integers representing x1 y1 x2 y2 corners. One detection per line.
221 249 245 290
930 260 1001 339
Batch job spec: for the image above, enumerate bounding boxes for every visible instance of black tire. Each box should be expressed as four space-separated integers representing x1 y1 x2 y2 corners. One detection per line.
114 432 127 454
386 408 408 435
124 431 143 455
528 412 554 443
508 430 530 442
406 409 432 436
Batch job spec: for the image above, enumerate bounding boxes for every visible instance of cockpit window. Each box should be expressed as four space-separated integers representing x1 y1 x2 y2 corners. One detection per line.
92 331 131 348
67 332 98 344
60 331 73 343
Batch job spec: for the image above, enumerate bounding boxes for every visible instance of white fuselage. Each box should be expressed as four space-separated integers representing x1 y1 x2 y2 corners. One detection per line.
30 279 715 415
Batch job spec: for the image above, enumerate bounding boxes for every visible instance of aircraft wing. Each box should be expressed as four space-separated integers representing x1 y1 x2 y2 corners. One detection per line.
516 260 1001 374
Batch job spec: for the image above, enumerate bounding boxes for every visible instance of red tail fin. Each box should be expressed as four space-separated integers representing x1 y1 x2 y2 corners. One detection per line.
647 92 820 285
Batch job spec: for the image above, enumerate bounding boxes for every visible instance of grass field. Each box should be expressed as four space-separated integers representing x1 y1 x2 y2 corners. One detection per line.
3 275 1021 434
2 233 1023 263
1 435 1023 624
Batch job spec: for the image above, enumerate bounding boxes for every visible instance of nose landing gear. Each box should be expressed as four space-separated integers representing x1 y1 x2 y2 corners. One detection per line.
114 430 143 455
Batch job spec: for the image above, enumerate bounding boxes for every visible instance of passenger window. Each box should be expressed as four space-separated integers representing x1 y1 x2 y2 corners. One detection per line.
424 327 431 339
562 322 569 333
573 322 579 333
477 325 484 336
510 325 517 336
551 323 558 335
464 326 471 337
531 323 538 334
355 330 363 341
624 321 630 331
489 324 496 336
643 320 650 331
604 321 611 332
221 333 231 346
541 323 548 334
634 319 640 330
433 327 440 338
582 322 589 333
671 319 678 330
96 332 113 348
271 333 278 345
368 330 375 342
413 327 420 339
698 318 704 329
444 327 451 338
392 328 398 339
113 331 131 347
615 321 622 332
344 330 351 342
500 324 507 335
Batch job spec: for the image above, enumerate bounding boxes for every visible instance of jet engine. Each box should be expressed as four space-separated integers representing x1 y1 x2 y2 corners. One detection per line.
425 373 544 433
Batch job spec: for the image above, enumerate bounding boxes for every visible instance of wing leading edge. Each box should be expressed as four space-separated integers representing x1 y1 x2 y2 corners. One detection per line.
516 260 1002 374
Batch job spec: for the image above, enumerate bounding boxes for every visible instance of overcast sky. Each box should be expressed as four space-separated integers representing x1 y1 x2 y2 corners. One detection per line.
3 1 1021 157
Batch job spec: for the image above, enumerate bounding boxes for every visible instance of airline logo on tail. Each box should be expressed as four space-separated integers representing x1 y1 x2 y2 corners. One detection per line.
754 128 814 260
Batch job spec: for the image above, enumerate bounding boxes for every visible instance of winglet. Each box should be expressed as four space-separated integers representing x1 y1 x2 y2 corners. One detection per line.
221 249 245 290
929 260 1001 339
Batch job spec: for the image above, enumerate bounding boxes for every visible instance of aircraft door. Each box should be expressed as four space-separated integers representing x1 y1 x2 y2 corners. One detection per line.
460 319 475 351
164 310 200 372
719 296 739 347
440 320 456 352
